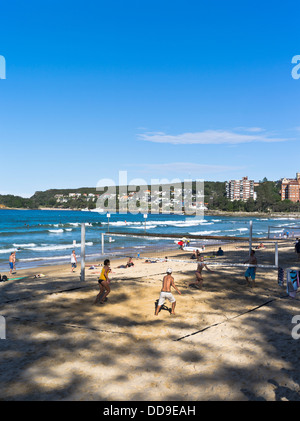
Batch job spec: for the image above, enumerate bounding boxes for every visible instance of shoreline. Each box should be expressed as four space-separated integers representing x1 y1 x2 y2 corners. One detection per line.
3 234 297 277
0 207 300 219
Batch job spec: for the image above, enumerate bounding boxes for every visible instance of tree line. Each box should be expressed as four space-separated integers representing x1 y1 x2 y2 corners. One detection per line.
1 180 300 213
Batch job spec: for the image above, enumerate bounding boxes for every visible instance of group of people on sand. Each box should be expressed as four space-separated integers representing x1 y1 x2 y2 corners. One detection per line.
91 249 259 315
70 250 135 273
93 257 182 314
190 246 224 260
8 243 259 313
190 249 201 259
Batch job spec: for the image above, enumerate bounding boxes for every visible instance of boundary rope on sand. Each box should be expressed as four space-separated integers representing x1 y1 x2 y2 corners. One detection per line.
175 298 278 341
1 267 296 341
4 291 295 341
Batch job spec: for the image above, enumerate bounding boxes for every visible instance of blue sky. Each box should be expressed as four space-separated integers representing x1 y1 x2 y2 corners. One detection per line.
0 0 300 197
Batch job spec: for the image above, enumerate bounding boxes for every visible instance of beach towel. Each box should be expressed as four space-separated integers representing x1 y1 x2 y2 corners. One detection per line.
278 267 284 286
286 270 299 298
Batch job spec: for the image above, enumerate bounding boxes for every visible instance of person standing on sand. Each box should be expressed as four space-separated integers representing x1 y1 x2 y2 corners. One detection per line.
9 252 14 276
155 268 181 316
189 256 214 289
244 250 257 287
71 250 77 272
94 259 111 305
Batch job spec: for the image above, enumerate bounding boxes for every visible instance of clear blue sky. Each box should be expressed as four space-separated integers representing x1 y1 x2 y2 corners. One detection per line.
0 0 300 197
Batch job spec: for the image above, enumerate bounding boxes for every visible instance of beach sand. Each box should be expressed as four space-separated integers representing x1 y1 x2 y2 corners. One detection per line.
0 242 300 401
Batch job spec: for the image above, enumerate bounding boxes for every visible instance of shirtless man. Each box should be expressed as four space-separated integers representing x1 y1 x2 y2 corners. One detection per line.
244 250 257 287
155 268 181 316
189 256 214 289
9 252 14 276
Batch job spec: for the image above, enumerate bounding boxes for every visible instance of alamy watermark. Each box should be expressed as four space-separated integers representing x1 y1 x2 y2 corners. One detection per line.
292 55 300 80
96 171 204 217
0 55 6 79
0 315 6 339
291 315 300 340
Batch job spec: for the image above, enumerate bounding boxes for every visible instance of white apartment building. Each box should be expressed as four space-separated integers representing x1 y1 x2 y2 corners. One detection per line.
226 176 256 201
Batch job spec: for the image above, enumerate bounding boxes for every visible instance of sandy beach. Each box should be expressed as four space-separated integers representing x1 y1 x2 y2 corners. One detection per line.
1 241 300 401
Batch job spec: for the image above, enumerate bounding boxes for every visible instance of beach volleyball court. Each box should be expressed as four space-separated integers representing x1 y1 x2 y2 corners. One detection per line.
1 240 300 401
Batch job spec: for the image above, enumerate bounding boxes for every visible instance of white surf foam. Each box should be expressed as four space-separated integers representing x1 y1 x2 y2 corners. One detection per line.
13 243 36 248
0 248 17 254
28 242 93 252
189 230 221 235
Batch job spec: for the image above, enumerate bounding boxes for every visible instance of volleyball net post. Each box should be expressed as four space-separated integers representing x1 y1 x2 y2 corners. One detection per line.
101 232 104 255
80 223 86 281
249 220 253 257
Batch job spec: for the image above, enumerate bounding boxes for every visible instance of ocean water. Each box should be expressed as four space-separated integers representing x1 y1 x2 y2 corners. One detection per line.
0 209 299 271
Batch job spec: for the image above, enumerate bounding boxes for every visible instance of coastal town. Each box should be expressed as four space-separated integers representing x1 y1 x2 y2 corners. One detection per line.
1 174 300 213
36 173 300 210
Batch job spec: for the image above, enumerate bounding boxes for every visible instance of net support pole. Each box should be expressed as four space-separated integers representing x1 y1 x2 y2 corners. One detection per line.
249 220 253 256
275 242 278 267
80 223 86 281
268 226 270 239
101 233 104 255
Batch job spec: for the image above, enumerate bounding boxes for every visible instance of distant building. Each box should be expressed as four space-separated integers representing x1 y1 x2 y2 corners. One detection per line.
226 176 256 201
281 173 300 202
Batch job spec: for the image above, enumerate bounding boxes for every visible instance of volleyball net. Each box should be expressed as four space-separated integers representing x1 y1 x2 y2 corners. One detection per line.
100 232 279 269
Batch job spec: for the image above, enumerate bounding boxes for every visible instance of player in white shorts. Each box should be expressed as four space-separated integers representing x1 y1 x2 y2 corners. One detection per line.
155 268 182 316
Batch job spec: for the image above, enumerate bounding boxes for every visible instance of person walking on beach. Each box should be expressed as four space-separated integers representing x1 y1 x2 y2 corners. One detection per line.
94 259 111 305
155 268 181 316
244 250 257 287
71 250 77 272
9 252 14 276
189 256 214 289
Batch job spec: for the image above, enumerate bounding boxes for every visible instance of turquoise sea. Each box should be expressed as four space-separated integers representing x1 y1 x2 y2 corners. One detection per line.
0 209 299 271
